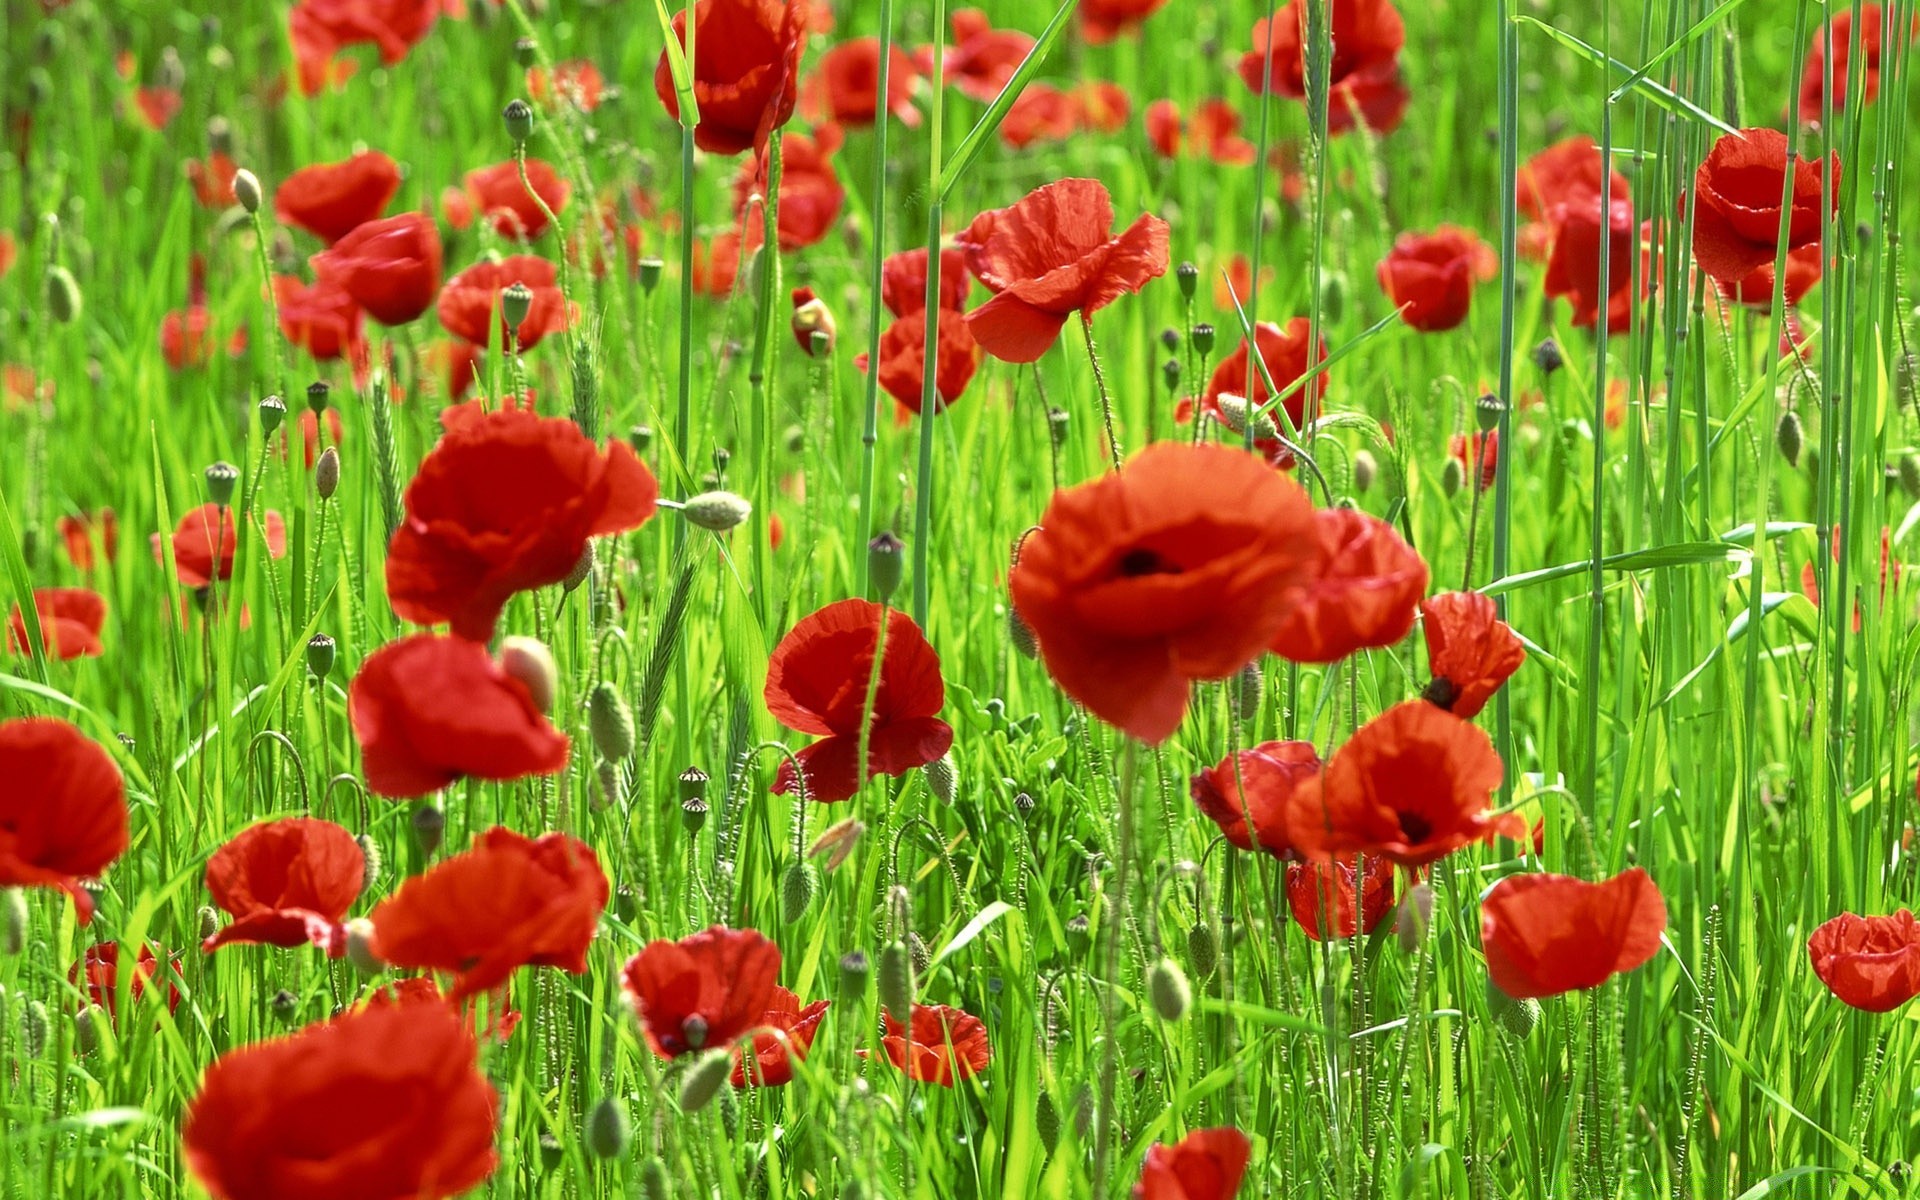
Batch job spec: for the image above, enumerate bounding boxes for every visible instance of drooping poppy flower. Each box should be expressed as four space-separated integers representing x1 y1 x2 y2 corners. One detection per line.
274 151 402 244
763 598 954 802
0 717 128 925
957 177 1170 362
74 942 182 1016
1080 0 1170 44
1799 7 1910 123
943 8 1035 103
1145 99 1258 166
1719 242 1822 309
527 59 605 112
437 255 575 352
1011 443 1317 744
1420 591 1525 719
1134 1126 1251 1200
153 504 289 589
653 0 807 156
1288 700 1517 866
182 998 498 1200
58 509 118 573
384 409 656 640
369 826 605 1000
203 818 365 955
732 986 831 1087
803 38 921 127
999 84 1082 150
1377 226 1496 333
1515 136 1630 223
732 127 845 251
8 587 107 660
1450 431 1497 493
1074 81 1132 132
1268 507 1428 664
463 159 572 241
347 635 571 797
1542 189 1639 331
273 274 365 361
877 1004 991 1086
621 925 781 1057
1189 740 1318 858
1285 856 1395 941
188 151 240 208
1239 0 1410 135
360 975 522 1043
311 211 444 326
1807 910 1920 1012
881 247 972 317
857 307 982 418
1689 128 1839 287
1481 868 1667 999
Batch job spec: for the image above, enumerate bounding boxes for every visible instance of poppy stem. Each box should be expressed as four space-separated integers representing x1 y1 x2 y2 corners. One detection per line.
856 0 897 601
748 135 784 631
1079 312 1123 473
1092 736 1139 1188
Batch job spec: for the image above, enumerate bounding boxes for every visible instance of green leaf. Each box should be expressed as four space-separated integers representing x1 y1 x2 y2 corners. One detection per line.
936 0 1079 201
1607 0 1758 106
1514 16 1738 136
650 0 699 127
929 900 1016 970
0 482 48 680
1483 542 1749 596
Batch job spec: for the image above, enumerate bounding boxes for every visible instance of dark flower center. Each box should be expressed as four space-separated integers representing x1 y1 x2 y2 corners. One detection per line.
1396 811 1433 845
1422 677 1459 710
1118 548 1179 577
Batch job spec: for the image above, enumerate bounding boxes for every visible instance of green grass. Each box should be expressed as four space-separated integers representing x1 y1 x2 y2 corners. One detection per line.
3 0 1919 1196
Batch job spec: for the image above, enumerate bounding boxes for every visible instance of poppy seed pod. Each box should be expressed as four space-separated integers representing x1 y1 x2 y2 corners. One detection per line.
46 265 82 324
1162 358 1181 391
924 754 957 804
270 989 300 1025
258 395 286 436
677 766 708 805
497 637 558 714
1352 449 1377 493
302 380 328 415
204 461 239 508
868 531 906 604
503 99 535 144
1160 328 1181 352
342 918 383 975
1475 393 1505 433
1013 790 1036 818
587 682 635 761
410 802 445 857
1190 322 1215 356
1176 261 1199 299
501 282 535 335
1775 410 1804 468
1531 337 1564 375
306 633 336 680
877 940 915 1019
1186 921 1217 978
681 490 753 533
314 447 340 500
637 258 664 293
681 791 709 836
585 1096 629 1159
780 860 818 924
838 950 871 1001
1148 957 1191 1022
679 1049 734 1113
232 169 262 214
1 889 25 956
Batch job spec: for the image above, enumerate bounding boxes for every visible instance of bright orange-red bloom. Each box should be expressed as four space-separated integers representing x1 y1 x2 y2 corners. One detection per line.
0 717 127 925
1543 189 1638 331
75 942 182 1016
999 84 1081 150
881 247 972 317
764 598 954 801
58 509 118 573
1187 318 1328 469
527 59 605 112
1420 591 1525 719
1080 0 1169 44
958 178 1169 362
1450 431 1497 494
273 274 365 361
1377 226 1495 332
463 159 571 241
732 986 830 1087
879 1004 991 1086
1074 81 1132 132
1286 856 1395 941
1288 701 1515 866
275 151 401 244
133 87 181 130
289 0 441 96
348 635 571 797
312 211 443 326
1800 7 1911 123
1189 740 1318 858
8 587 106 660
1134 1126 1251 1200
1239 0 1409 134
183 998 498 1200
653 0 807 155
1011 443 1317 744
622 925 781 1057
804 38 920 127
153 504 289 589
858 307 981 417
437 255 575 351
1269 508 1428 664
385 409 657 640
203 818 364 955
369 827 606 1001
359 975 521 1043
942 8 1034 102
0 231 14 279
1690 128 1838 288
692 231 745 296
1516 137 1630 223
1808 910 1920 1012
188 152 240 208
1720 242 1822 309
1482 868 1667 999
1145 99 1257 165
733 127 845 251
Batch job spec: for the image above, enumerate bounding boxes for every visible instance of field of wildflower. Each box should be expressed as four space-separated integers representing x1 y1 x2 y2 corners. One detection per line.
2 0 1917 1197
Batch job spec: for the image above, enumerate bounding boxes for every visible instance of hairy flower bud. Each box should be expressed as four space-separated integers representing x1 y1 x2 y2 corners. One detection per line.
682 490 753 533
498 637 558 714
1148 957 1191 1022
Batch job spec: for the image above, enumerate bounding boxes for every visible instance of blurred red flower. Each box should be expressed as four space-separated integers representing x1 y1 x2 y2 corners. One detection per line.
692 231 745 296
188 152 240 208
1269 508 1428 664
1183 318 1328 468
1189 740 1319 858
1287 856 1396 941
58 509 118 573
275 151 402 244
653 0 807 155
1000 84 1081 149
1482 868 1667 999
360 975 522 1043
881 247 973 317
203 818 365 955
8 587 106 660
1719 242 1822 309
75 942 182 1016
1799 7 1911 123
1377 225 1495 332
527 59 604 112
0 717 127 925
1543 190 1639 331
804 38 921 127
153 504 289 589
464 159 571 241
942 8 1035 102
312 211 443 326
858 306 982 418
1420 591 1525 719
879 1004 991 1086
1074 81 1132 132
1145 99 1257 166
1689 128 1838 288
1808 910 1920 1012
1239 0 1409 135
1450 431 1497 493
623 925 781 1057
273 274 366 361
1516 137 1630 224
437 255 575 351
133 87 181 130
289 0 439 95
1080 0 1169 44
733 127 845 251
1134 1126 1251 1200
733 986 830 1087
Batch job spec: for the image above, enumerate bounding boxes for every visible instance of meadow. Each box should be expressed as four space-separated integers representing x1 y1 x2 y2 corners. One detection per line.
1 0 1917 1197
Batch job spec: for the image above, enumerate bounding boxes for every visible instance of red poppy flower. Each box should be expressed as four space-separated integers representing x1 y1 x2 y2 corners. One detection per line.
1542 190 1639 331
369 826 605 1001
8 587 106 660
360 975 522 1043
281 408 347 472
203 818 365 955
944 8 1035 103
1450 431 1497 493
1719 242 1822 309
188 151 239 208
1134 1126 1251 1200
183 998 498 1200
1286 856 1395 941
289 0 440 95
273 275 365 361
732 986 830 1087
957 178 1170 362
1211 253 1278 310
1288 700 1517 866
58 509 118 572
0 717 127 925
1377 225 1496 333
274 151 401 244
1189 740 1318 858
622 925 781 1057
75 942 182 1016
437 255 575 352
153 504 288 590
1145 99 1258 166
133 86 181 130
653 0 807 156
999 83 1082 150
803 38 921 127
881 247 972 317
857 307 982 418
763 598 954 802
347 635 571 797
733 127 845 251
464 159 572 241
879 1004 991 1086
159 305 217 370
1482 868 1667 999
1799 8 1910 123
312 211 443 326
440 185 475 230
1515 136 1630 223
1011 442 1317 744
385 409 656 640
1074 81 1132 132
527 59 605 112
1808 910 1920 1012
1239 0 1409 135
1080 0 1169 44
1269 507 1428 664
692 231 745 296
0 231 14 279
1420 592 1525 719
1689 128 1839 287
1183 318 1328 468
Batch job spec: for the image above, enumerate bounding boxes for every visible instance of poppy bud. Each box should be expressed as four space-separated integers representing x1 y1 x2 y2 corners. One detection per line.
838 949 871 1001
1148 957 1191 1022
353 834 382 884
1901 454 1920 502
258 395 286 437
808 816 865 872
637 258 664 293
197 904 220 942
1047 407 1071 448
1440 458 1466 498
1320 271 1346 324
1486 979 1541 1039
791 287 836 356
877 940 915 1018
1475 393 1505 433
502 282 534 336
75 1003 107 1055
233 168 262 214
1774 410 1803 468
1036 1092 1062 1153
712 447 731 477
1352 449 1377 494
158 45 187 90
22 999 50 1058
1162 358 1181 391
1214 394 1280 443
1190 322 1215 357
536 1132 563 1172
564 541 595 593
868 531 905 605
314 447 341 500
780 860 818 923
411 802 446 857
924 754 957 804
680 1048 734 1112
1176 261 1198 299
1396 882 1434 954
47 265 82 324
307 633 336 680
205 461 239 507
0 889 25 956
594 759 623 812
1804 445 1820 483
341 917 383 974
682 490 753 533
640 1158 671 1200
585 1096 630 1158
1185 921 1217 979
1160 328 1180 353
1896 351 1916 413
908 931 931 977
514 37 538 66
588 682 635 761
1228 661 1262 722
498 636 558 714
270 988 300 1025
503 98 536 144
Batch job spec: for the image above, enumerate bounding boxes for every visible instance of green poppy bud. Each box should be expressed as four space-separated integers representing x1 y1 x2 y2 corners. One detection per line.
1186 921 1217 979
679 1049 734 1113
780 860 818 925
682 490 753 533
1 889 26 956
1228 660 1262 722
877 940 915 1019
923 754 957 804
411 802 445 857
585 1096 630 1158
1007 605 1039 659
1148 957 1191 1022
868 531 905 605
498 637 558 714
46 265 82 324
314 446 340 500
503 98 535 144
1486 978 1541 1038
1352 449 1377 493
232 168 262 214
587 683 635 762
838 950 870 1002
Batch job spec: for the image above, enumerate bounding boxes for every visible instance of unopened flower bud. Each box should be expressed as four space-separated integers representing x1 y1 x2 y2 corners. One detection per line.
790 286 836 355
637 258 664 293
1228 660 1262 722
1475 392 1505 433
838 950 871 1001
411 802 445 857
594 758 623 811
682 490 753 533
1175 261 1198 299
1396 882 1434 954
588 682 635 761
1 889 26 956
1531 337 1564 375
1190 322 1215 357
1319 270 1346 324
502 282 534 335
204 461 239 507
1214 394 1280 442
314 446 340 500
923 753 957 804
22 999 50 1058
868 531 905 604
503 98 535 144
75 1003 107 1054
258 395 286 436
640 1157 671 1200
306 632 336 680
1162 358 1181 391
585 1096 630 1158
1186 921 1217 978
47 265 82 324
679 1049 734 1112
1441 457 1466 498
343 918 383 975
196 905 220 942
232 168 262 214
1148 956 1191 1022
354 833 382 884
1352 449 1377 493
1486 979 1541 1038
270 988 300 1025
780 860 818 924
877 940 915 1019
1773 410 1803 468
